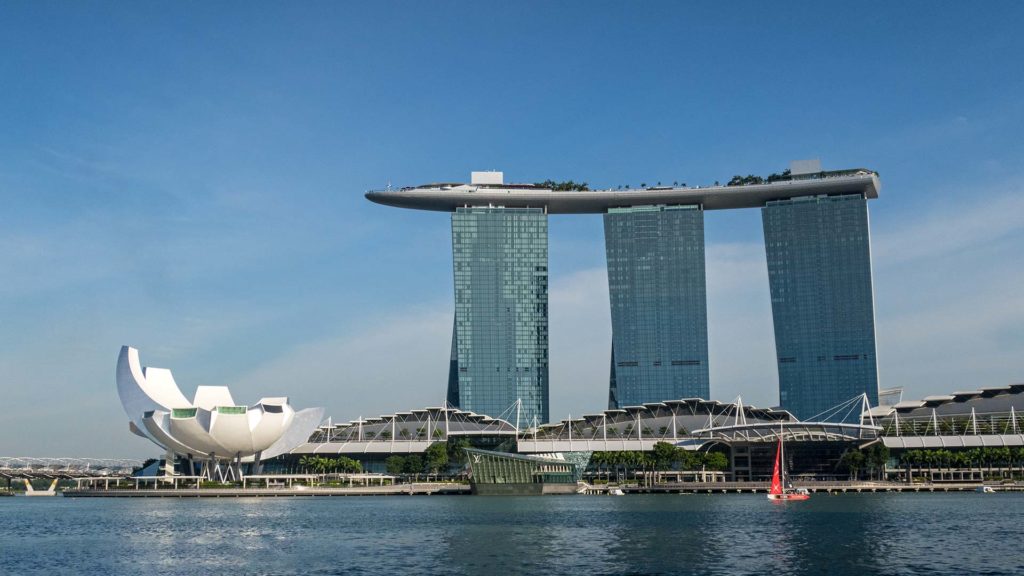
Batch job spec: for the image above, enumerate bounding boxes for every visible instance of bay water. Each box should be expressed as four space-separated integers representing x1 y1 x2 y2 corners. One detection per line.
1 493 1021 575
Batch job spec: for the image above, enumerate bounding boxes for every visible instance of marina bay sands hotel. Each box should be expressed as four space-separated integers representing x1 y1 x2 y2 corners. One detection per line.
366 161 881 426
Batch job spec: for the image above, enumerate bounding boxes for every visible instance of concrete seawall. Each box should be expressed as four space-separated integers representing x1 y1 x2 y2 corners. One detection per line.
614 481 1024 494
63 483 471 498
55 481 1024 497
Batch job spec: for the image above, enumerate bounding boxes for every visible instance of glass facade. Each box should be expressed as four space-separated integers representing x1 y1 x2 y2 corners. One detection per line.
448 207 549 425
465 448 577 485
762 194 879 420
603 205 710 408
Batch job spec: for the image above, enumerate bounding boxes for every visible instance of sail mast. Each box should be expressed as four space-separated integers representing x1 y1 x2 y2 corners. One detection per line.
769 430 783 496
767 418 809 501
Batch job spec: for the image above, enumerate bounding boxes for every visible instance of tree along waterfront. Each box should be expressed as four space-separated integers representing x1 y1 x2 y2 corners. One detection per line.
297 455 363 475
588 443 729 484
384 438 470 481
838 443 890 481
289 443 1024 485
896 447 1024 480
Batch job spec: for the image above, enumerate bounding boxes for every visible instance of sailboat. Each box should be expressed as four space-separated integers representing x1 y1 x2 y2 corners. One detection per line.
767 423 810 501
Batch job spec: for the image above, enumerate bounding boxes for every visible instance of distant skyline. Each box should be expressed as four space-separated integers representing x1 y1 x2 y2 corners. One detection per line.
1 1 1022 456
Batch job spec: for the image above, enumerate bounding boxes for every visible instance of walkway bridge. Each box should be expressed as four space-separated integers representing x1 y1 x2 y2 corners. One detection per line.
0 457 143 480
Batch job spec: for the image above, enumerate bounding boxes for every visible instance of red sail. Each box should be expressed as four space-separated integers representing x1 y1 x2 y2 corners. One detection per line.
769 438 783 495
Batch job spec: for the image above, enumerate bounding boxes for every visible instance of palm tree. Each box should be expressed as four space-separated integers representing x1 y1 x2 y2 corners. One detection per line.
841 450 864 480
610 451 626 483
919 450 934 478
589 452 608 482
899 450 915 482
1014 447 1024 478
865 444 889 480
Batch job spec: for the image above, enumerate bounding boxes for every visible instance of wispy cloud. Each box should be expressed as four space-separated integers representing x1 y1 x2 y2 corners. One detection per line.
874 114 982 154
548 267 611 419
217 269 620 425
872 186 1024 397
705 242 779 407
36 145 126 182
224 305 455 421
873 188 1024 265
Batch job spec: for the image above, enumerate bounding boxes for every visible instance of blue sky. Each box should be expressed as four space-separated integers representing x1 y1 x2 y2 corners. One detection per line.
1 2 1022 456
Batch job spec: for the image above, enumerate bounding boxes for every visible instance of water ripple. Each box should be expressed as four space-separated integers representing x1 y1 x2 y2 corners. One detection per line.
0 493 1021 575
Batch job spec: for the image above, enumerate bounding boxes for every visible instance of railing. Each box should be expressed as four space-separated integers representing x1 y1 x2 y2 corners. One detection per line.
367 170 876 195
0 457 142 476
880 414 1024 437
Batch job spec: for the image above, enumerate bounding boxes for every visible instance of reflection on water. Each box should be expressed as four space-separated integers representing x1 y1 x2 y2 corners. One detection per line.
1 493 1022 575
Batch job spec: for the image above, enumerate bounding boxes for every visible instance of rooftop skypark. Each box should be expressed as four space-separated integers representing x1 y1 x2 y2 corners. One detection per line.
365 167 880 214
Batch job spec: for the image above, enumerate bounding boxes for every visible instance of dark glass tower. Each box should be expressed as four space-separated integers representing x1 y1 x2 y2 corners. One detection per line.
448 207 549 426
762 194 879 420
604 205 710 408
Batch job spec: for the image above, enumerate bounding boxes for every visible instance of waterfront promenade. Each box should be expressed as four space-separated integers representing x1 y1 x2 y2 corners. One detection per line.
612 480 1024 494
56 479 1024 497
63 481 471 497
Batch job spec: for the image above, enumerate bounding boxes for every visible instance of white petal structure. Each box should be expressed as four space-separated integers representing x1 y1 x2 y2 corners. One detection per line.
117 346 324 464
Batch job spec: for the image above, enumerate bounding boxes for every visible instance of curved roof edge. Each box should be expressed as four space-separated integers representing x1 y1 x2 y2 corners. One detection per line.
365 172 880 214
869 382 1024 417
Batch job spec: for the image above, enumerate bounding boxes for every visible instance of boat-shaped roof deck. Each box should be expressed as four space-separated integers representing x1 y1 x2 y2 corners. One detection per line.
366 170 880 214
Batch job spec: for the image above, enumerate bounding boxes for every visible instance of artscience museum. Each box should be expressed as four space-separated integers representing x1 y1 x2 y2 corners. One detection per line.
116 346 324 481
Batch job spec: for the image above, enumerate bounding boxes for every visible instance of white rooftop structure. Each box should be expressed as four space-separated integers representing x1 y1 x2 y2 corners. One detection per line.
789 158 822 175
470 170 503 185
294 405 517 455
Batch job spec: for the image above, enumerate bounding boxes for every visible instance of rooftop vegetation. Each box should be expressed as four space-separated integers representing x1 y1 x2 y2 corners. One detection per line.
534 180 589 191
726 169 791 187
726 167 877 187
